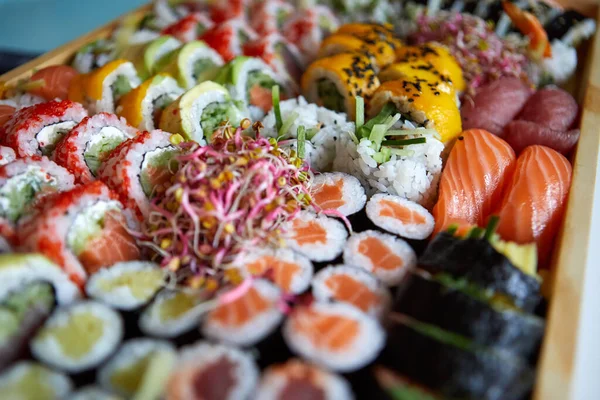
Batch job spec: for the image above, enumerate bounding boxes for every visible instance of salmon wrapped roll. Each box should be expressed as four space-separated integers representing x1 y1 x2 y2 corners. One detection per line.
200 19 258 62
116 74 183 131
302 53 379 119
368 79 462 144
161 12 214 42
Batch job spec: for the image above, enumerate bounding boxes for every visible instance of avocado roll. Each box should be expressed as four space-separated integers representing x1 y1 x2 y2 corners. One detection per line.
0 361 73 400
159 81 246 144
122 35 182 81
383 313 534 400
157 40 224 90
72 39 117 74
31 301 123 373
98 338 176 398
116 74 183 131
86 261 166 311
419 232 542 312
71 386 123 400
302 53 380 120
544 10 597 47
53 113 139 184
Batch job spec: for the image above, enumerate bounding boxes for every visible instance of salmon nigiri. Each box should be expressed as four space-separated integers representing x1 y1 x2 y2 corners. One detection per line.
26 65 79 101
496 145 572 267
432 129 516 235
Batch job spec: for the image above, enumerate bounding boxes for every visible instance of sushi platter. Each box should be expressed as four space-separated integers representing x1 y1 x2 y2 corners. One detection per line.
0 1 599 399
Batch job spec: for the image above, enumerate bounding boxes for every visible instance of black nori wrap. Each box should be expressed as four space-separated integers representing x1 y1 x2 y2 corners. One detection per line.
381 315 535 400
393 271 545 361
418 233 542 312
544 10 590 41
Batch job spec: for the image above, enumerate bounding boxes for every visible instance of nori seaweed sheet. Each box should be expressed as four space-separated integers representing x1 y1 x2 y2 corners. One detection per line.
544 10 589 41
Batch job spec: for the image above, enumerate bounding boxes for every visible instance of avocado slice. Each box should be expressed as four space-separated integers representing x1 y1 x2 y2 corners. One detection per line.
141 35 181 80
157 41 224 90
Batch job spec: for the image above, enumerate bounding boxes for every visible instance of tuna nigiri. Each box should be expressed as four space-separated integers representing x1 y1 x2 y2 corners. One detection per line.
496 145 572 267
26 65 79 101
432 129 516 235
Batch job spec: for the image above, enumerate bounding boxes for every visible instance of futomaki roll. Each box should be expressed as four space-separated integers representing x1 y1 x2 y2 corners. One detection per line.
86 261 166 311
0 362 72 399
343 230 416 286
72 39 117 74
243 33 305 84
161 12 214 43
200 19 258 62
98 129 180 218
283 302 385 372
0 147 16 167
250 0 294 35
166 341 259 400
312 265 391 319
283 6 340 61
159 81 245 144
366 193 435 239
116 74 183 131
283 211 348 263
157 40 225 90
237 247 313 294
2 100 87 157
53 113 139 184
201 279 284 346
17 182 141 286
255 359 354 400
31 301 123 373
310 172 366 216
98 338 176 398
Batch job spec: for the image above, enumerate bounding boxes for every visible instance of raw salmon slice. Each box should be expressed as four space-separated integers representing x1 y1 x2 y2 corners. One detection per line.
27 65 79 101
358 237 403 271
242 248 313 294
313 180 345 210
325 274 379 313
292 219 328 245
380 199 426 224
249 85 274 113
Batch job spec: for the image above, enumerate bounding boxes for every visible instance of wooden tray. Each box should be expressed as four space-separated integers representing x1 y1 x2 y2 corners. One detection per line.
1 4 599 399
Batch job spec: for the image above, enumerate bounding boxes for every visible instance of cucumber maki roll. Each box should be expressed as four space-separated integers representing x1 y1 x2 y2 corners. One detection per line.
31 301 123 373
0 361 72 400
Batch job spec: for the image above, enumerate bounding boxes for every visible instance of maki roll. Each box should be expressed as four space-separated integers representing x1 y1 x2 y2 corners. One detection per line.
394 270 545 359
161 12 214 43
98 129 180 218
302 53 380 119
116 74 184 131
237 247 314 294
125 35 182 80
249 0 294 35
72 39 116 74
255 359 354 400
86 261 166 311
98 338 176 398
52 113 139 184
283 302 385 372
165 341 259 400
366 193 435 239
2 100 87 157
243 32 305 84
31 301 123 373
0 361 72 399
157 40 225 90
283 211 348 263
0 146 16 167
71 386 122 400
343 230 417 286
544 9 597 47
310 172 367 216
200 19 258 62
312 264 391 319
283 6 340 61
17 182 141 286
159 81 246 144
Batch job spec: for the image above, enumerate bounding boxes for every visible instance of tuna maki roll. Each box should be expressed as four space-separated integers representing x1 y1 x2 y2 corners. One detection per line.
0 361 72 399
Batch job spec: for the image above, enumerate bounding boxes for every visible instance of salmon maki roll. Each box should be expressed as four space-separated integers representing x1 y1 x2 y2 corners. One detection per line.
283 302 385 372
255 359 354 400
312 264 391 318
238 247 313 294
202 279 284 346
166 341 259 400
284 211 348 263
366 193 435 240
310 172 366 216
343 230 416 286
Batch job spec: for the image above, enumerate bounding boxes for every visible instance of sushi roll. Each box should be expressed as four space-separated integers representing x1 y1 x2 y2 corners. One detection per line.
343 230 416 286
86 261 166 311
250 0 294 35
302 53 380 119
216 56 289 120
159 81 246 144
126 35 182 80
209 0 250 23
312 264 391 318
116 74 184 131
52 113 139 184
200 19 258 62
255 359 354 400
237 247 314 294
283 6 340 61
98 129 180 218
17 182 140 286
2 100 88 157
72 39 117 74
98 338 176 398
161 12 214 43
153 0 195 28
157 40 225 90
283 211 348 263
0 361 72 399
365 193 435 239
544 10 597 47
243 32 306 84
0 146 16 167
310 172 367 216
165 341 259 400
283 302 385 372
71 386 123 400
374 366 443 400
31 301 123 373
201 279 285 346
